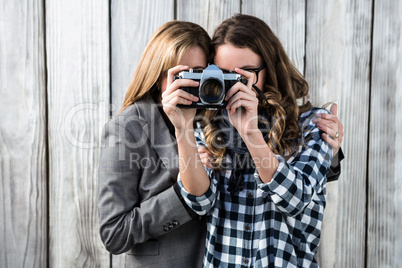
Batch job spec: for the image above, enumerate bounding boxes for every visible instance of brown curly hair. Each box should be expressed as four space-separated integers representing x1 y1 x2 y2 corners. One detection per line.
203 14 312 167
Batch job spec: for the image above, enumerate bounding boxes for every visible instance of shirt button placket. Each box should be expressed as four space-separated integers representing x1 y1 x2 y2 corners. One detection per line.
243 188 255 267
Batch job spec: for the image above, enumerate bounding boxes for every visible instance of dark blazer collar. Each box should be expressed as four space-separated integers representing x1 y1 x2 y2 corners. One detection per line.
134 94 179 181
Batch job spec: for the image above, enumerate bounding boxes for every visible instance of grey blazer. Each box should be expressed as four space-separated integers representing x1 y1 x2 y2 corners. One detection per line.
98 94 205 268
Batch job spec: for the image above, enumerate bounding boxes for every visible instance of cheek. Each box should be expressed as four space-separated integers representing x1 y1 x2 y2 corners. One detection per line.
256 80 264 91
256 71 266 90
160 77 168 93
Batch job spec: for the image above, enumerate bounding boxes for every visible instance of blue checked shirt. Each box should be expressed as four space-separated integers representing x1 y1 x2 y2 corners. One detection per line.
178 108 333 268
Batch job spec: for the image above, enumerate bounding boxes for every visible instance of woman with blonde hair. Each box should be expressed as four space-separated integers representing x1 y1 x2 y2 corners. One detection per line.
98 20 210 267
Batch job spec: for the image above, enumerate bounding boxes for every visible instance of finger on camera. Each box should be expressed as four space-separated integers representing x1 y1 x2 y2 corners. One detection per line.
168 96 193 106
163 90 193 105
167 79 199 93
225 84 242 101
167 65 189 82
226 92 255 109
235 68 255 87
174 88 199 102
228 99 254 114
225 82 255 101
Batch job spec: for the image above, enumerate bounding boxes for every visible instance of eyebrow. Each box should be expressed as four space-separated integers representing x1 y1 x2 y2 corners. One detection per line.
192 65 207 69
240 65 261 69
220 65 260 72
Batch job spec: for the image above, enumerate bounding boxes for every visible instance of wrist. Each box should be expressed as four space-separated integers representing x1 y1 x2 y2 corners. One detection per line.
175 127 197 147
241 130 265 147
174 120 194 134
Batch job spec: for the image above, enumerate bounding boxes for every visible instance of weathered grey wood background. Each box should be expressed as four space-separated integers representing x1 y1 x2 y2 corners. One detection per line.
1 0 401 267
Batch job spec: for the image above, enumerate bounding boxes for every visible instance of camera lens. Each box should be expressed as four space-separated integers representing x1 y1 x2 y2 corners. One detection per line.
200 79 224 103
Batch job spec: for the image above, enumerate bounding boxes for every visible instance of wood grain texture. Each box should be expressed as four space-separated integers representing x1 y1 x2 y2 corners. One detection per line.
305 0 372 267
45 0 110 267
111 0 174 115
177 0 241 36
367 0 402 267
0 0 47 267
242 0 306 74
1 1 402 267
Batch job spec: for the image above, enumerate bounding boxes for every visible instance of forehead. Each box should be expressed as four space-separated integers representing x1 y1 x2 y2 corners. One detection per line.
179 46 207 68
214 44 262 70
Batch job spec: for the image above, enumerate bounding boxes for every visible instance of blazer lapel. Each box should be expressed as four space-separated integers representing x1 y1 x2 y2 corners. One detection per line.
136 95 179 181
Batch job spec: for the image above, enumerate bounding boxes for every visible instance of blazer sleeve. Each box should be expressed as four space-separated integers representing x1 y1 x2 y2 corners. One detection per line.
327 148 344 182
97 119 194 255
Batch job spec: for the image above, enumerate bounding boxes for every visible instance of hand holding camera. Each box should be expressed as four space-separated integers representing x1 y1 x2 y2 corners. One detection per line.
161 65 201 131
174 64 247 109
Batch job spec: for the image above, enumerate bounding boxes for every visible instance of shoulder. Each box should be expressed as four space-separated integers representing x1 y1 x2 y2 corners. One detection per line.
108 95 156 126
296 107 330 142
106 105 142 130
299 107 330 128
102 97 154 138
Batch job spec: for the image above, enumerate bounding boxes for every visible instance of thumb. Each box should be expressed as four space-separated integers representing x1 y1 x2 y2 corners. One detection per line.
330 103 338 116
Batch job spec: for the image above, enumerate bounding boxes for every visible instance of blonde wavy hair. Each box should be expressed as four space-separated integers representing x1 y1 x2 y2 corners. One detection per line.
119 21 211 112
203 14 312 167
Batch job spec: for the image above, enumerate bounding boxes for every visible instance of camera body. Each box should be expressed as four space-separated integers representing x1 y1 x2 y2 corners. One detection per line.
174 64 247 109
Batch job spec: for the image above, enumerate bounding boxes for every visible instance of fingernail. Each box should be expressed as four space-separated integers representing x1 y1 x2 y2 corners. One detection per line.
193 81 199 85
312 119 318 123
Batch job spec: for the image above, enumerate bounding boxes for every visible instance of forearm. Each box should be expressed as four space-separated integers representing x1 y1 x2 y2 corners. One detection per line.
99 184 192 254
176 127 210 196
242 131 279 183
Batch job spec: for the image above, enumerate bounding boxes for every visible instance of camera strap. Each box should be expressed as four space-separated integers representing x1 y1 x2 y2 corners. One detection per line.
252 84 270 107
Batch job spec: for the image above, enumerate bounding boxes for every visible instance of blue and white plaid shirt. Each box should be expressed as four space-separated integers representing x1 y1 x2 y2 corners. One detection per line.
178 108 333 267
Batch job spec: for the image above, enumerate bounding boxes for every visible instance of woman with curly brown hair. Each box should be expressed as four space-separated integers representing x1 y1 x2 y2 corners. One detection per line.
162 14 341 267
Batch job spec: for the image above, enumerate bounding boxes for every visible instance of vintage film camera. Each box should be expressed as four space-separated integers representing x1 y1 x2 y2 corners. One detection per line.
175 64 247 109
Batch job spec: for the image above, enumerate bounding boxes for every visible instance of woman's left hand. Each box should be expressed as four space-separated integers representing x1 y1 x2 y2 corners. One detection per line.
313 103 344 156
225 68 260 137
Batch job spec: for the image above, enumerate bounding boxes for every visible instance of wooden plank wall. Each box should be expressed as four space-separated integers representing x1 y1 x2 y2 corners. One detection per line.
305 1 372 267
368 0 402 267
0 0 47 267
1 0 401 267
45 0 110 267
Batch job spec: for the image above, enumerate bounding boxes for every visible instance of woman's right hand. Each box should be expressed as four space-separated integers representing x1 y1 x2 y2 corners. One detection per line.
161 65 200 132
